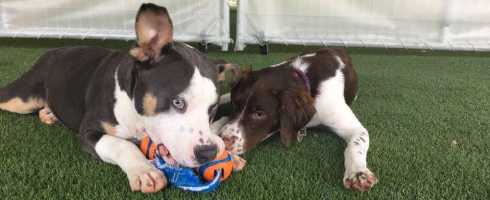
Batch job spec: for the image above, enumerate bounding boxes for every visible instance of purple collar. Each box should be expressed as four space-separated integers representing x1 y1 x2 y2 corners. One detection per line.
292 68 311 95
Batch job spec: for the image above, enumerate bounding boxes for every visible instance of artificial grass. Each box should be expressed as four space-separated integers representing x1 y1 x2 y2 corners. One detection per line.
0 38 489 200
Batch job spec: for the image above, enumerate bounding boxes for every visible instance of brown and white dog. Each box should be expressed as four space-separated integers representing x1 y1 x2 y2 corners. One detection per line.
218 48 377 191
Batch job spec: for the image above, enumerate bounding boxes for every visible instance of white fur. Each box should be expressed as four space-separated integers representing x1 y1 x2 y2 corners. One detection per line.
307 57 372 184
219 90 255 155
219 93 231 105
141 68 224 167
95 134 164 191
211 117 229 135
221 52 374 186
270 61 288 68
103 67 222 169
95 134 154 173
292 57 310 72
334 55 345 69
113 71 144 139
301 53 316 58
269 53 315 68
219 118 245 154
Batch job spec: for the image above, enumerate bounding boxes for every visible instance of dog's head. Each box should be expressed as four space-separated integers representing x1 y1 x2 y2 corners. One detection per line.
219 66 316 155
123 3 223 167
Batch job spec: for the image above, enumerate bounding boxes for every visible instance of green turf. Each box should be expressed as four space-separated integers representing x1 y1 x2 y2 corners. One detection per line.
0 38 489 200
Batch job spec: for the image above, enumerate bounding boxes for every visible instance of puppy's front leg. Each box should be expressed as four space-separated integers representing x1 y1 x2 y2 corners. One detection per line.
317 98 377 191
94 134 167 193
315 76 377 191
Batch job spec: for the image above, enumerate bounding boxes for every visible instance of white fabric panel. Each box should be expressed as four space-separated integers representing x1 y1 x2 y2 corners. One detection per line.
236 0 490 51
0 0 230 50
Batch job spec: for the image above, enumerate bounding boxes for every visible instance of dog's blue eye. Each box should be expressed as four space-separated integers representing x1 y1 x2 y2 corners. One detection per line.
172 97 186 112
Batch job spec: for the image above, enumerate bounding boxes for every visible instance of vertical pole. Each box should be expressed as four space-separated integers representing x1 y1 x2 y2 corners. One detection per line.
234 0 246 51
440 0 453 46
220 0 230 51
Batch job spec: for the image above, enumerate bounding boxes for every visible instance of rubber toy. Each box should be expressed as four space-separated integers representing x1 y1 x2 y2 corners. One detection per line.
139 135 233 192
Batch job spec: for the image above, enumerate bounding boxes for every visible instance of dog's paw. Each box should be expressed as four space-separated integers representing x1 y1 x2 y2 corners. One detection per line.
127 165 167 193
343 169 377 192
38 107 57 125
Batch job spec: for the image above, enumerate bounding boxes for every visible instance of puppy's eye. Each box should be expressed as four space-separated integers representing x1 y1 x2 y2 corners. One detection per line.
172 97 186 112
251 110 266 120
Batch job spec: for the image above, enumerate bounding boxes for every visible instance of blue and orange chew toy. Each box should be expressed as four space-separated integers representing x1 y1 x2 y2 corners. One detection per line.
139 135 234 192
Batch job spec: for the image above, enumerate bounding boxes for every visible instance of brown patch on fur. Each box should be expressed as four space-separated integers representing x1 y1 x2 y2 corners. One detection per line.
0 97 44 114
143 93 158 116
101 121 117 135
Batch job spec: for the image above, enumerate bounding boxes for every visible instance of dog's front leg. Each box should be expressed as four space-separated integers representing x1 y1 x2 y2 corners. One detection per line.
78 123 167 193
315 76 377 191
93 134 167 193
316 97 377 191
340 127 377 192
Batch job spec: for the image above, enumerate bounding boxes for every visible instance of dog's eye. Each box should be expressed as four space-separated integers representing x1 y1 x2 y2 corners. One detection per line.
251 110 266 120
172 97 186 112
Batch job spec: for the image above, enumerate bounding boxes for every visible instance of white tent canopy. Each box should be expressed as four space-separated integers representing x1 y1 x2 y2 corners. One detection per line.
235 0 490 51
0 0 230 50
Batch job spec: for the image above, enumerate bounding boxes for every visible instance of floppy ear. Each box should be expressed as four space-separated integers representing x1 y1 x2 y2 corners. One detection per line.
129 3 173 62
279 88 316 147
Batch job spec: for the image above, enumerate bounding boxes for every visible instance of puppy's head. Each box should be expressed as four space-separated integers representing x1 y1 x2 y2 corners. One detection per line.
127 3 223 167
219 66 316 155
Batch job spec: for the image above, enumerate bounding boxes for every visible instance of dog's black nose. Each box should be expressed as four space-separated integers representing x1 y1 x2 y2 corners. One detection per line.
194 144 218 164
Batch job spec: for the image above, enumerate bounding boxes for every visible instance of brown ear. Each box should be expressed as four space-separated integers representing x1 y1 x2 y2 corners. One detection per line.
130 3 173 62
279 88 316 147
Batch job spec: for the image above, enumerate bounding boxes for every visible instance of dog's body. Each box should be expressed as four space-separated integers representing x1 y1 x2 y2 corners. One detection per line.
0 4 225 193
219 48 377 191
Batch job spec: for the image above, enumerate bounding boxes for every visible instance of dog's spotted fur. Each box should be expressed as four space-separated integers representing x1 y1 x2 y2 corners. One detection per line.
220 48 377 191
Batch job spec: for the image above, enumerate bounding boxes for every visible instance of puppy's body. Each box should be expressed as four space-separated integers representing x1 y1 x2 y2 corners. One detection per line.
0 3 225 193
220 48 377 191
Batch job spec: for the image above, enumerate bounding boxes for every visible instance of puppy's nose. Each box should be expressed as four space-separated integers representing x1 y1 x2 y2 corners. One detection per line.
194 144 218 164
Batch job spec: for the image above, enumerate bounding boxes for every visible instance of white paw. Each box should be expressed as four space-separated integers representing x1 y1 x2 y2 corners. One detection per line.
343 169 377 192
127 164 167 193
38 107 57 125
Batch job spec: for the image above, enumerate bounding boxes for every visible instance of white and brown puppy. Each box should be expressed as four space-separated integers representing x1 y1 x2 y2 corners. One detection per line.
219 48 377 191
0 3 224 193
